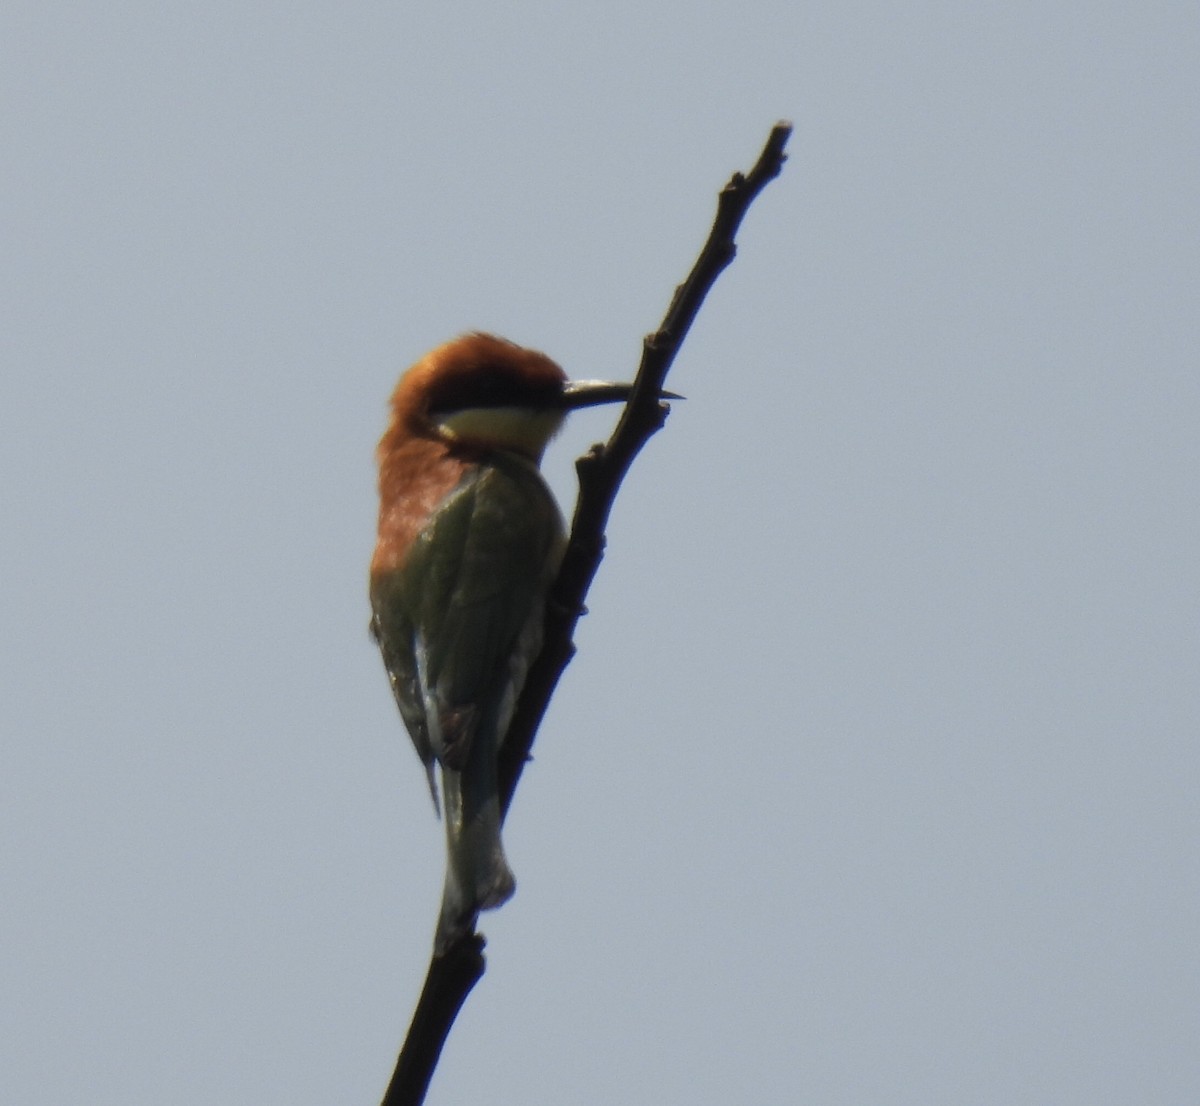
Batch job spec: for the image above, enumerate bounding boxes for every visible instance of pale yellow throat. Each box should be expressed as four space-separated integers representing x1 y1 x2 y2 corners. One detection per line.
434 405 566 460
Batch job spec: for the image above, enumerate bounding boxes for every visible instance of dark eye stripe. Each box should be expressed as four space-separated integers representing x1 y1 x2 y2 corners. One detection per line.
426 370 561 414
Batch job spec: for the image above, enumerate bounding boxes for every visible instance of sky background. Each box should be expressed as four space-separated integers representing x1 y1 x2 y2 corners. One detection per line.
3 2 1198 1104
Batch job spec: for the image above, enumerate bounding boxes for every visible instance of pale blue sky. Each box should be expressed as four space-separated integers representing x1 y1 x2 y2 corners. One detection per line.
3 3 1198 1103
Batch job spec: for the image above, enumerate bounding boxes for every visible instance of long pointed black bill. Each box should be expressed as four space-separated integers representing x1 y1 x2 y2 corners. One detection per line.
560 380 683 410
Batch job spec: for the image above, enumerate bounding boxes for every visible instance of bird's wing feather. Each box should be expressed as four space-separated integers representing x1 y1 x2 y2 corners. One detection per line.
400 457 563 767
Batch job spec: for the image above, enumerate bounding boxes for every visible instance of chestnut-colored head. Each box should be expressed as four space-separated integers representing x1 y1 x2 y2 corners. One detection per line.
387 333 569 460
385 332 645 462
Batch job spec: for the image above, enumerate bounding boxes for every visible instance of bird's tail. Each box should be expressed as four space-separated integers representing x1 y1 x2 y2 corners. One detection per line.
434 755 515 955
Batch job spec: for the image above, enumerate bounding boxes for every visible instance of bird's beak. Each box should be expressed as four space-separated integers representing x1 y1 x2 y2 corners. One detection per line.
560 380 683 410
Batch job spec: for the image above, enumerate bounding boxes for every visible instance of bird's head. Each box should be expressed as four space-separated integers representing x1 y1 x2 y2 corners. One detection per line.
388 333 644 462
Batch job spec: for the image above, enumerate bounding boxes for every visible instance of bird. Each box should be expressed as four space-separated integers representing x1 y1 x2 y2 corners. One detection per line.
369 332 649 954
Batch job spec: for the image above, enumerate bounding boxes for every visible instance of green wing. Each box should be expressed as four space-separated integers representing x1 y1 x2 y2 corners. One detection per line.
373 454 564 771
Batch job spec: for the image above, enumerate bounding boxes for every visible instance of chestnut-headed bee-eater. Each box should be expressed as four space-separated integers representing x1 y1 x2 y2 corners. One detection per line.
369 332 643 953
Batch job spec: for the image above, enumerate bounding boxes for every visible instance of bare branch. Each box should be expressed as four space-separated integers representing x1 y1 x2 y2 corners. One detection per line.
380 936 484 1106
500 120 791 804
380 120 792 1106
